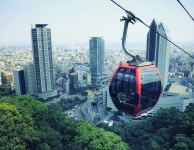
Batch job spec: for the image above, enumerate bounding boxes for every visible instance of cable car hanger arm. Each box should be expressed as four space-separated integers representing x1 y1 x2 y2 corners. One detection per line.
121 14 144 64
110 1 144 64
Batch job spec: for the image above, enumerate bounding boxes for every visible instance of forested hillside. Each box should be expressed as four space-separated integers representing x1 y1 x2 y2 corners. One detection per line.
1 85 194 150
98 104 194 150
0 85 128 150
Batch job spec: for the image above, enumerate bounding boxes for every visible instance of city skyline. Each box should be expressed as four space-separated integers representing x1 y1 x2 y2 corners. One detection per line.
0 0 194 46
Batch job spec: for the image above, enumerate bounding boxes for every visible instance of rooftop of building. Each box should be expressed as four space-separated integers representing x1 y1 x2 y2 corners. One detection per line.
31 24 48 28
69 72 78 76
168 83 191 95
90 37 104 39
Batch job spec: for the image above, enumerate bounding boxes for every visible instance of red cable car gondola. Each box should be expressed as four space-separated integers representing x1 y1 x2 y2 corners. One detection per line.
109 63 162 117
109 7 162 117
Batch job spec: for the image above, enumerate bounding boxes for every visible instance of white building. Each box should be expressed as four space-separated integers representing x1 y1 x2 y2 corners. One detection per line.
83 71 91 85
31 24 55 93
63 80 69 94
152 83 194 113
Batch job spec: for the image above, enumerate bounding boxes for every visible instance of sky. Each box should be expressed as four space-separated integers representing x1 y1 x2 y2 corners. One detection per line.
0 0 194 46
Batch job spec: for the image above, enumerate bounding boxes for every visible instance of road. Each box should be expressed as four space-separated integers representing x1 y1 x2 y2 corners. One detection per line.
44 93 113 125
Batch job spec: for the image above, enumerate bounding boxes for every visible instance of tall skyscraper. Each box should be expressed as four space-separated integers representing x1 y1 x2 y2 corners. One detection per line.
31 24 54 93
89 37 105 84
146 19 169 89
13 69 26 95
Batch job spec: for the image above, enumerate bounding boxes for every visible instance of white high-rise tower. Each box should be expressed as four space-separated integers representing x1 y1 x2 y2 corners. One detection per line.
31 24 54 93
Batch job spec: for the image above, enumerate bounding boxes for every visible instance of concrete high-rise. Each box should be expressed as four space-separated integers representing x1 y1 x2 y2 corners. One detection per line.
13 69 26 95
146 19 169 89
69 72 78 94
89 37 105 84
31 24 54 93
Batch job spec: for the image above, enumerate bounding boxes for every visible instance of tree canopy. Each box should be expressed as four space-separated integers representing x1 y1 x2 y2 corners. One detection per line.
72 121 128 150
0 86 128 150
98 105 194 150
0 102 39 150
1 85 194 150
0 85 14 98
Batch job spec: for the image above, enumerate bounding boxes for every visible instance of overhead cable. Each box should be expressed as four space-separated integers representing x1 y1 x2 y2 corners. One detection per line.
111 0 194 59
177 0 194 23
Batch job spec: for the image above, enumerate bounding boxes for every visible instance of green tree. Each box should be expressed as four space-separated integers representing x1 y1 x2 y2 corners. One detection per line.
0 85 14 97
7 96 49 130
173 142 188 150
0 94 131 150
172 134 194 150
148 140 160 150
81 91 88 96
0 103 39 150
72 121 128 150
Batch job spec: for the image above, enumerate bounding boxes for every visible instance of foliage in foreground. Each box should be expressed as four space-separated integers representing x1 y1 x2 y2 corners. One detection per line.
0 94 128 150
0 84 14 98
1 84 194 150
98 104 194 150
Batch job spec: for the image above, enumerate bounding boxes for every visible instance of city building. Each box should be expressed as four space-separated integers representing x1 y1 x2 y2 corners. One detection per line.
63 80 70 94
102 87 117 112
89 37 105 84
146 19 169 89
13 69 26 95
5 72 14 85
0 71 13 85
83 71 91 85
24 63 37 96
78 70 84 85
31 24 55 93
69 72 78 94
152 83 194 113
0 72 6 84
0 75 2 85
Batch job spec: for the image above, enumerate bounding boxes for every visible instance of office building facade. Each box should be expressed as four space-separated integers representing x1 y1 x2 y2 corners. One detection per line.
146 19 169 89
69 72 78 94
31 24 54 93
0 71 13 85
102 87 117 112
89 37 105 84
13 69 26 95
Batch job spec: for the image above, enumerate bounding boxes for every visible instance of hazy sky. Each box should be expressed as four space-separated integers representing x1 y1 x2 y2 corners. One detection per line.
0 0 194 45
